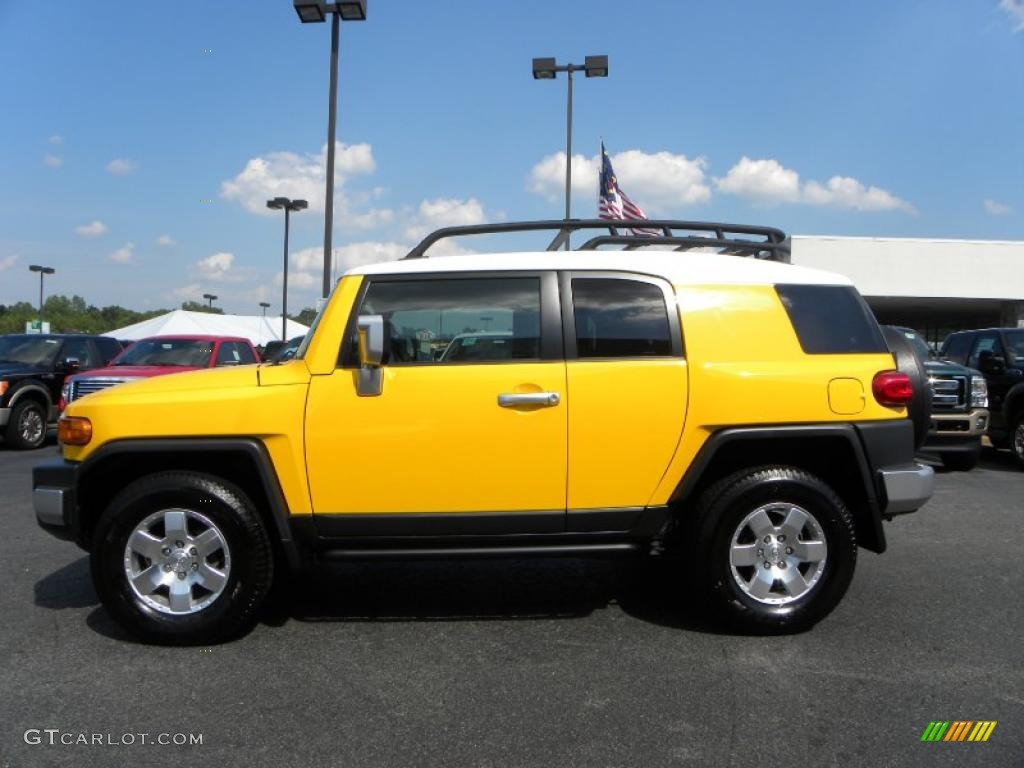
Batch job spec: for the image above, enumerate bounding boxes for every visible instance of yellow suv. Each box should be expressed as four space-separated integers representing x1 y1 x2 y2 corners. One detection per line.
33 220 934 644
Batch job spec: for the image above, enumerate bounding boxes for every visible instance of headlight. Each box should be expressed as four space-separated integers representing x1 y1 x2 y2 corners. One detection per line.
61 382 71 402
0 380 8 397
970 375 988 408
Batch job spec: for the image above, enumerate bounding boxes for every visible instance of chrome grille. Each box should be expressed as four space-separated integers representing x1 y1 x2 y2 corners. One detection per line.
929 375 966 411
68 377 128 403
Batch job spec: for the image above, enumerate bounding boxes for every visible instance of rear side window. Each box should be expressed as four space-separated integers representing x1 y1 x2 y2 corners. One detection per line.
775 284 887 355
571 278 673 358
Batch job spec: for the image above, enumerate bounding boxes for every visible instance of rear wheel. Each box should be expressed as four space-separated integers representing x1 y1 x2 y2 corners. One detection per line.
91 471 274 645
692 466 857 633
880 327 932 450
4 399 47 450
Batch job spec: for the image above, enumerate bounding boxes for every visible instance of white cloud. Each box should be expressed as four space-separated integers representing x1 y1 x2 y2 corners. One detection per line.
43 154 63 168
76 220 109 237
403 197 486 241
999 0 1024 31
984 198 1013 216
716 156 915 213
108 242 135 264
48 135 63 145
0 254 19 271
196 251 238 281
282 241 407 289
803 176 915 213
220 142 388 229
170 283 203 301
528 149 710 213
715 157 802 203
106 158 137 176
156 234 175 246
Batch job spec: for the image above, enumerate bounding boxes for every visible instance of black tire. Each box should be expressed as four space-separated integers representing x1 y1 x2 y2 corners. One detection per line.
692 466 857 634
4 398 48 450
91 471 274 645
941 449 981 472
880 326 932 450
1012 413 1024 469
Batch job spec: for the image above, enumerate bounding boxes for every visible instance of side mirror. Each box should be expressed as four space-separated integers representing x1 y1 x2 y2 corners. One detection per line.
980 354 1006 374
62 357 81 373
356 314 384 396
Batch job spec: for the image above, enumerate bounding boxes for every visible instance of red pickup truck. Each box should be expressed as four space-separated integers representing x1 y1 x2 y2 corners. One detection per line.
61 335 259 408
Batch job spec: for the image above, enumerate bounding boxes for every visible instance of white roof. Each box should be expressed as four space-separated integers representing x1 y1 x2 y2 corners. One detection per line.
345 251 852 287
102 310 309 346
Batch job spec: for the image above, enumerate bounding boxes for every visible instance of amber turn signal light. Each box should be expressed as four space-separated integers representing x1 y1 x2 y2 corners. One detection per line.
58 416 92 445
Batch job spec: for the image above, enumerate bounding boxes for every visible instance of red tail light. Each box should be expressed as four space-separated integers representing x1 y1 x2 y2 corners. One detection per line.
872 371 913 407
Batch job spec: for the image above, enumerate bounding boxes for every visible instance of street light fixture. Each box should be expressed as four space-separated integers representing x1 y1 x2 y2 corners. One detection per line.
267 197 308 341
28 264 55 323
203 293 218 308
293 0 367 299
531 55 609 248
259 301 271 317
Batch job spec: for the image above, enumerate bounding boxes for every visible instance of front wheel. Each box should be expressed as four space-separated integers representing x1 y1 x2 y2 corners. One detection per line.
4 399 48 450
91 472 274 645
692 466 857 634
1012 414 1024 469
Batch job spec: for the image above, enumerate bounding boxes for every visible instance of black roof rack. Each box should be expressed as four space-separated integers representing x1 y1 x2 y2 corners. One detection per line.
403 219 790 262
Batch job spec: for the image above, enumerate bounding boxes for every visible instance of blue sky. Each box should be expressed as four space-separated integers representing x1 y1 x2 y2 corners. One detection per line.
1 0 1022 315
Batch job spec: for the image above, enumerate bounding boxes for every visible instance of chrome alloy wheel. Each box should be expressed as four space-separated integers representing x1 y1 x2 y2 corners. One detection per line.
123 508 231 615
728 503 827 605
19 407 44 446
1014 421 1024 463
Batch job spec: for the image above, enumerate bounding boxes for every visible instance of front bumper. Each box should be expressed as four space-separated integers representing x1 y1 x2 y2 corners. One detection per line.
33 459 80 542
0 406 10 427
920 408 988 454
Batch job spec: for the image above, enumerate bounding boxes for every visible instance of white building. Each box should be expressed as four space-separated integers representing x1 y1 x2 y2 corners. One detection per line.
791 235 1024 342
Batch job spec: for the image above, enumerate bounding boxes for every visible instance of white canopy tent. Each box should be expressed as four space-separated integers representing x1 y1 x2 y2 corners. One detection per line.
103 310 309 347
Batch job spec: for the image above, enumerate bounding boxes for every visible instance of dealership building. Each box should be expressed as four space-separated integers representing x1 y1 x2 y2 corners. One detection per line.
790 235 1024 345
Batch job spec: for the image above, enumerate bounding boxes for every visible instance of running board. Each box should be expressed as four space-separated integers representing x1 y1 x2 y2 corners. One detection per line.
317 542 642 561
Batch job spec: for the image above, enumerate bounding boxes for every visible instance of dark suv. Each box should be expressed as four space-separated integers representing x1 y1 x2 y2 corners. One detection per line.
941 328 1024 467
0 334 122 449
886 327 988 470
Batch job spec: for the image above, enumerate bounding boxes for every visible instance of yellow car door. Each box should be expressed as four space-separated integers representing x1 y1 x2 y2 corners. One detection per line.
561 273 689 514
304 272 567 526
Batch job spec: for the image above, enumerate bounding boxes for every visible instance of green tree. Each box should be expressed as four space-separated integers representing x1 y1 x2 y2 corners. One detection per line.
180 300 224 315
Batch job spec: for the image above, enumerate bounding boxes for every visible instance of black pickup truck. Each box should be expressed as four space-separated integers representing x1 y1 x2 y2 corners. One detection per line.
0 334 122 449
941 327 1024 468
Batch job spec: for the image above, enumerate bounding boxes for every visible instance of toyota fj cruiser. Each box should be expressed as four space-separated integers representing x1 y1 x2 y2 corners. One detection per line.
33 220 935 644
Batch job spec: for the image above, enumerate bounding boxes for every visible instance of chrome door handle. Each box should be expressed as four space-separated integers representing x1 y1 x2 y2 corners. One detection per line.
497 392 561 407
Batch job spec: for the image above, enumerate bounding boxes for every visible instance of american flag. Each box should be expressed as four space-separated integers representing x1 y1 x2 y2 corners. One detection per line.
598 142 659 236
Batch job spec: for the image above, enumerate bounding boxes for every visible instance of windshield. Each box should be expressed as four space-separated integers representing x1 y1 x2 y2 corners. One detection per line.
898 328 932 360
0 336 63 366
113 339 214 367
1005 330 1024 365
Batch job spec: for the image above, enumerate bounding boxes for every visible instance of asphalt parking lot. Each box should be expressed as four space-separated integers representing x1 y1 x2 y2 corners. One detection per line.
1 444 1021 768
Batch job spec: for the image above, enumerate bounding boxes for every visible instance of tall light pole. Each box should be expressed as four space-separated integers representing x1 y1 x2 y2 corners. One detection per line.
267 197 308 341
203 293 218 309
293 0 367 299
259 301 271 317
28 264 55 323
532 55 609 249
